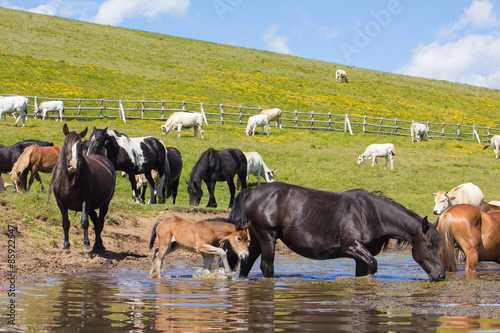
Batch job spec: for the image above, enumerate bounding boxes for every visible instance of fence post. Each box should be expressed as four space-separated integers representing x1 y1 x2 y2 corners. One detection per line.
294 110 298 128
33 96 38 117
239 106 242 124
119 99 126 124
328 112 332 130
310 111 314 128
345 114 353 135
379 117 383 133
220 103 224 124
141 101 145 119
394 118 398 134
472 125 481 143
363 115 366 133
182 101 186 110
441 123 445 137
100 99 104 118
457 124 460 140
78 99 82 120
161 102 165 119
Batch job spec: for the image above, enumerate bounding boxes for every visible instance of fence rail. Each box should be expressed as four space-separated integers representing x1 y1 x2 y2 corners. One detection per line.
3 94 500 143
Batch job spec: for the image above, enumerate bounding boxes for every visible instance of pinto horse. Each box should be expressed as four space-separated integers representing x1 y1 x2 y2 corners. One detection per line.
228 182 445 282
186 148 247 208
9 145 61 192
148 216 250 278
437 204 500 272
86 127 172 204
49 124 116 252
0 140 53 182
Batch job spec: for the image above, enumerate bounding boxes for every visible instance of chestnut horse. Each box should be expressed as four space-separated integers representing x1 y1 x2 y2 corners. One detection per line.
437 204 500 272
148 216 250 278
49 124 116 252
9 145 61 192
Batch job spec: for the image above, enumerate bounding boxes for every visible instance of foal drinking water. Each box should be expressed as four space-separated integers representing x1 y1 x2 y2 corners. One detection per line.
148 217 250 278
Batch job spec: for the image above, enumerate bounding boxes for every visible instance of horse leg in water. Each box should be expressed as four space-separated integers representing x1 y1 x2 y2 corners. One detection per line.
149 237 179 278
257 232 278 278
239 237 262 277
205 180 217 208
344 239 378 276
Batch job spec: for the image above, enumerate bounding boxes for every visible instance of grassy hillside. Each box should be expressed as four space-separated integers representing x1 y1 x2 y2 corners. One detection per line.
1 8 500 251
1 8 500 126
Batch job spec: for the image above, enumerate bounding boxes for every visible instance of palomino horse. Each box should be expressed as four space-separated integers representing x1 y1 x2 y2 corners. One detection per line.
49 124 116 252
186 148 247 208
0 140 53 182
228 182 445 282
148 216 250 278
86 127 172 204
9 145 61 192
437 204 500 272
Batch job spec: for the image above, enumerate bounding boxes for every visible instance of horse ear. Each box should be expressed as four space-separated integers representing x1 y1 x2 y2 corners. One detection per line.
235 219 242 230
63 123 69 136
80 127 88 139
422 216 430 233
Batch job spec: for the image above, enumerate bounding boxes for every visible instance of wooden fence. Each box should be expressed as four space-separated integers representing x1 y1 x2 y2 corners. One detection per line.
3 95 500 143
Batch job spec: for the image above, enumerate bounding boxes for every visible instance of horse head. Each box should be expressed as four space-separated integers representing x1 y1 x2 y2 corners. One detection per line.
62 124 87 173
186 179 203 206
411 216 445 282
86 127 108 156
220 220 250 261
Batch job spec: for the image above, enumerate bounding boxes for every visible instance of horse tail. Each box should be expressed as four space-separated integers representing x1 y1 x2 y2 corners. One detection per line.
149 220 161 250
438 212 458 272
161 141 173 199
228 187 252 225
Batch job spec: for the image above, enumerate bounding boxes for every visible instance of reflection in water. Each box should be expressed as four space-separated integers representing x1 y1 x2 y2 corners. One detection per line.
2 253 500 332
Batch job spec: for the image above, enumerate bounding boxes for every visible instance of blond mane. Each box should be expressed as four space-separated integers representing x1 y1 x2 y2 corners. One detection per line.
9 145 37 181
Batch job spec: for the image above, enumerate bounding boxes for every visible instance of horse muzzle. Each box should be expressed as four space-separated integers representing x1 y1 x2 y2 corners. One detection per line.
239 251 249 261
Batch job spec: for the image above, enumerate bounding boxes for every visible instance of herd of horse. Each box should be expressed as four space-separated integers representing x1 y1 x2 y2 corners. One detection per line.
1 120 499 282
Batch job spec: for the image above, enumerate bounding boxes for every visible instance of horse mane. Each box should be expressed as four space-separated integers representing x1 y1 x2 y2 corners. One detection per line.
190 148 214 182
11 145 36 177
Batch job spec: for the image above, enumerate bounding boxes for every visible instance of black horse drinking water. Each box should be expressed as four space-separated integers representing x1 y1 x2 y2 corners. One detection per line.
228 182 445 281
49 124 116 252
187 148 247 208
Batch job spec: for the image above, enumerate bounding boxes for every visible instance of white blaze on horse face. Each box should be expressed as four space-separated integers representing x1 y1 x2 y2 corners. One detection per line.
68 142 79 172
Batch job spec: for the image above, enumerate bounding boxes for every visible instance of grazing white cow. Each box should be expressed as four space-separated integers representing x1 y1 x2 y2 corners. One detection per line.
336 69 348 83
483 135 500 159
410 122 428 142
259 108 282 129
35 100 64 121
0 95 28 127
244 152 277 185
161 112 205 138
245 114 269 136
432 182 484 215
357 143 395 170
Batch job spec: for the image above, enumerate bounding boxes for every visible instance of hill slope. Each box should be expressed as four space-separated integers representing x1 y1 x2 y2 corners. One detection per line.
0 7 499 127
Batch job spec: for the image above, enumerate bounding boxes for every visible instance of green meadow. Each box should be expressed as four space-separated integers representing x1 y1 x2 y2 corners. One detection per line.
1 8 500 247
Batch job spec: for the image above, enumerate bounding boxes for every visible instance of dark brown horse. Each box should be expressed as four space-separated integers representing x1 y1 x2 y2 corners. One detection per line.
186 148 247 208
49 124 116 252
228 182 445 282
438 204 500 272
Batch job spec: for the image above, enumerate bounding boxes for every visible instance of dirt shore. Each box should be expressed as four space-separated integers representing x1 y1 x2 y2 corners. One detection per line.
1 208 293 284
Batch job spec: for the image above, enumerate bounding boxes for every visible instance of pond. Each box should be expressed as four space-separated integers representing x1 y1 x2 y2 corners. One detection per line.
2 252 500 332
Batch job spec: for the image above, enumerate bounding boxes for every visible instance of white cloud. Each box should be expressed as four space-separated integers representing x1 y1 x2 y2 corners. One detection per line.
397 33 500 89
398 0 500 89
93 0 189 25
261 25 293 55
28 2 58 16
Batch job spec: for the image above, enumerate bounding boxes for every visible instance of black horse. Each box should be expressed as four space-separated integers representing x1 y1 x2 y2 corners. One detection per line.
49 124 116 252
0 139 53 182
86 127 172 204
228 182 445 282
186 148 247 208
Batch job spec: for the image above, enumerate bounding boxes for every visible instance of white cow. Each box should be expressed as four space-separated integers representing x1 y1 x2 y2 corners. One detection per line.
259 108 282 129
336 69 348 83
483 135 500 159
244 152 277 185
357 143 395 170
161 112 205 138
35 100 64 121
432 182 484 215
245 114 269 136
410 122 428 142
0 95 28 127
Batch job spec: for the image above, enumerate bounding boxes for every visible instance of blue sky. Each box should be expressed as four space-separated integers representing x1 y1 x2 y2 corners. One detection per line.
3 0 500 89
